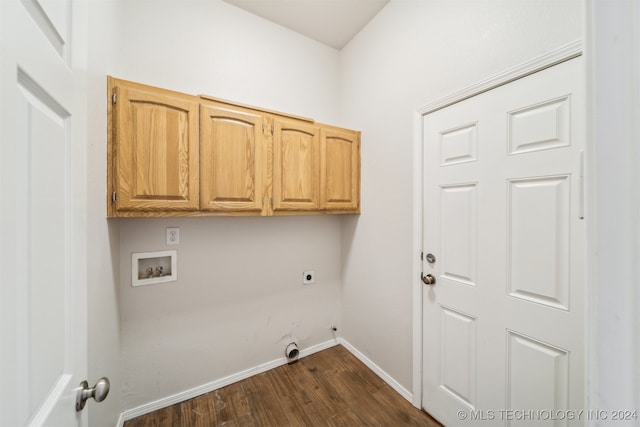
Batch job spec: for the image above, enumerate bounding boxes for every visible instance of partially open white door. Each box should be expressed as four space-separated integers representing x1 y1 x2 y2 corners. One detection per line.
422 57 586 426
1 0 89 425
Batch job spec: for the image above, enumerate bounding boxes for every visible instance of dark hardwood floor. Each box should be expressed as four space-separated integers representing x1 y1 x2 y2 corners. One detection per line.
124 345 442 426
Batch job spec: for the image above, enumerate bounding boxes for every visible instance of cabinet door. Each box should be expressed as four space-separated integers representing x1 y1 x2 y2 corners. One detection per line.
320 126 361 211
112 79 199 212
272 117 320 212
200 103 266 213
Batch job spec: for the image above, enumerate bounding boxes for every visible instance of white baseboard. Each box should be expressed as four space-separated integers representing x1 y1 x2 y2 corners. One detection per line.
338 338 413 403
117 337 413 426
118 338 339 425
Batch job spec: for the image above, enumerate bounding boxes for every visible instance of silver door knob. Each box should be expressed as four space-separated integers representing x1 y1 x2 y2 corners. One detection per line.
76 377 110 411
422 274 436 285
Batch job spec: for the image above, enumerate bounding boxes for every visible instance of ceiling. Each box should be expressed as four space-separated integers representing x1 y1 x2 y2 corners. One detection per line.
222 0 390 50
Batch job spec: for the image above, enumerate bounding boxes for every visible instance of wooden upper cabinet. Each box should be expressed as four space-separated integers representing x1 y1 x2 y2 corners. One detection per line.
272 117 320 212
109 77 199 214
107 76 360 217
320 126 361 212
199 102 266 214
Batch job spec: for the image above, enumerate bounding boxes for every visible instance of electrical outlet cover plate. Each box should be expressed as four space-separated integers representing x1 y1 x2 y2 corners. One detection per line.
303 271 315 284
166 227 179 245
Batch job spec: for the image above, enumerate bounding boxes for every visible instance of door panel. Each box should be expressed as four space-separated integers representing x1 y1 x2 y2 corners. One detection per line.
113 81 200 211
440 184 477 287
508 176 571 310
20 0 70 59
422 57 585 426
440 306 477 408
319 126 360 211
20 72 70 416
507 330 569 425
441 123 478 166
1 0 87 425
200 103 265 213
508 96 571 155
272 118 319 211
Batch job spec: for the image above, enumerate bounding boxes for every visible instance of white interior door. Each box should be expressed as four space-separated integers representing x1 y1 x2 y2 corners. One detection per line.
422 57 585 426
1 0 89 425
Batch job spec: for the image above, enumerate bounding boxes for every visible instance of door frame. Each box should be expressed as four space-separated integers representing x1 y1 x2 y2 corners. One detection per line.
411 40 584 408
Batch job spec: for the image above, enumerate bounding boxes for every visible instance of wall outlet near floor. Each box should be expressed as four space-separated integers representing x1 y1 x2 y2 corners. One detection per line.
303 271 315 284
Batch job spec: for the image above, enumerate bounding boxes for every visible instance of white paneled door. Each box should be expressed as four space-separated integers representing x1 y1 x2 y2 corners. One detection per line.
422 57 585 426
1 0 89 425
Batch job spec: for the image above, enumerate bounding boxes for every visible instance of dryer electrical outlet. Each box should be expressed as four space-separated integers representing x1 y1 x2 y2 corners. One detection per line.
303 271 315 284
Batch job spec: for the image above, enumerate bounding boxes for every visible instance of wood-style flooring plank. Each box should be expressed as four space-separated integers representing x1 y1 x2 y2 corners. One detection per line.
124 345 442 427
179 395 212 427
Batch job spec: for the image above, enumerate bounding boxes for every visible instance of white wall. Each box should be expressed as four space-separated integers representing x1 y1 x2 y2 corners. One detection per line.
339 0 583 393
88 0 345 412
110 0 340 124
119 216 341 408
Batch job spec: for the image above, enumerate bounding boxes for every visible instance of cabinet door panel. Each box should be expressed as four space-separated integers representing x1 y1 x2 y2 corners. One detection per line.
320 127 360 211
114 82 199 211
272 118 319 211
200 104 265 213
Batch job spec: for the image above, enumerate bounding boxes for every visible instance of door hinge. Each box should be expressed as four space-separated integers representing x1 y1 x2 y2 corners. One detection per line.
112 192 117 203
421 251 424 261
112 93 116 104
271 124 274 133
270 197 274 208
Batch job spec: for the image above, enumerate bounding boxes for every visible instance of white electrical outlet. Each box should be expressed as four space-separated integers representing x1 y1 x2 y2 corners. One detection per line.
303 271 315 284
166 227 179 245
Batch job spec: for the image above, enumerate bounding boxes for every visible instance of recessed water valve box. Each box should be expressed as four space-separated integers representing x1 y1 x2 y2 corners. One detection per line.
132 250 177 286
303 271 315 284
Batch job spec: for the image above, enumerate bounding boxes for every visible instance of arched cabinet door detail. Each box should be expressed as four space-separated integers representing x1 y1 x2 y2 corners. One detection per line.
108 76 360 218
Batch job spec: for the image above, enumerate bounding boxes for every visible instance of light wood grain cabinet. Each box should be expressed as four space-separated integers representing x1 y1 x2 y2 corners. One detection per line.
108 77 360 217
200 102 266 214
108 77 199 216
272 117 320 212
320 125 360 211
